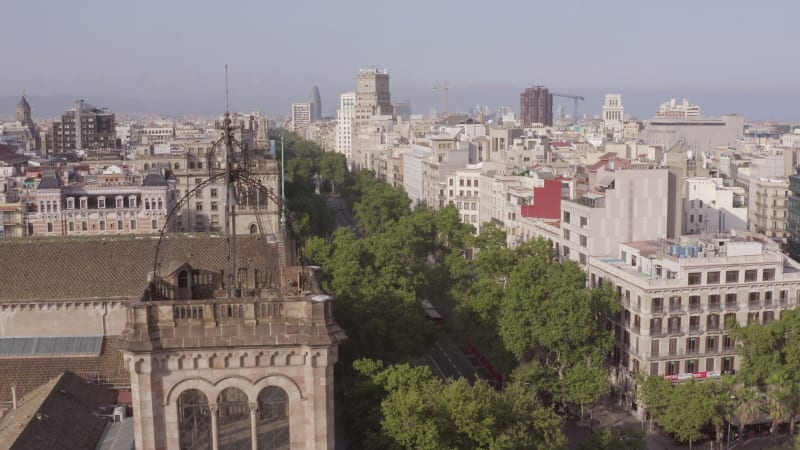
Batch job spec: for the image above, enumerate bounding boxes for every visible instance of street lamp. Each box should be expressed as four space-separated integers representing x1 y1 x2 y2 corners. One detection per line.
727 395 736 450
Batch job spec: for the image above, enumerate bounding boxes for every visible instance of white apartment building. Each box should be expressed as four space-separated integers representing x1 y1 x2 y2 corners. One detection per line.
478 173 537 244
336 92 356 163
656 98 701 118
588 235 800 415
403 140 470 210
603 94 624 132
291 103 312 132
749 177 790 242
446 167 482 229
683 177 747 234
132 126 175 145
559 168 668 266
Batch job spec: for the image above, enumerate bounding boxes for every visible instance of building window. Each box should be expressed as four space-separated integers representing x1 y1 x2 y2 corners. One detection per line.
726 270 739 283
131 220 137 230
580 235 587 247
748 292 760 308
744 269 758 282
152 219 158 230
563 211 570 223
98 197 106 209
707 271 720 284
99 220 105 231
116 197 124 208
651 297 663 314
563 229 570 240
130 196 137 208
666 361 679 376
688 272 701 285
747 312 759 325
722 356 734 373
80 197 88 209
689 296 701 312
725 293 737 309
211 215 220 228
68 221 74 231
118 220 124 230
82 221 88 231
580 216 588 227
709 295 721 310
177 389 212 450
196 202 203 211
217 387 251 449
763 268 775 281
257 387 290 449
210 188 218 198
686 359 698 373
650 362 659 376
706 335 717 352
47 222 53 233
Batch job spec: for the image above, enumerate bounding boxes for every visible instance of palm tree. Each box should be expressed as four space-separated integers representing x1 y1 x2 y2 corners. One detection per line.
732 384 762 438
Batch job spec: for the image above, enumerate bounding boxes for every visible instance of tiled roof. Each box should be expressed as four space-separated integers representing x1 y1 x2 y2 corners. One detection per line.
0 337 128 403
0 370 118 450
0 234 279 301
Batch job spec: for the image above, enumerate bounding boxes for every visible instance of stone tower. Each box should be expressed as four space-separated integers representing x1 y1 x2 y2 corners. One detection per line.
16 93 32 125
119 113 345 449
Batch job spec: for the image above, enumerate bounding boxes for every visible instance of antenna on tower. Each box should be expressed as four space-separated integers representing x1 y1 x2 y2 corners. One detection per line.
225 64 230 113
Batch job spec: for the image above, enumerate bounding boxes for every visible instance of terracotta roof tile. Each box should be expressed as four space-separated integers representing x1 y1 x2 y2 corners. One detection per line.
0 235 280 301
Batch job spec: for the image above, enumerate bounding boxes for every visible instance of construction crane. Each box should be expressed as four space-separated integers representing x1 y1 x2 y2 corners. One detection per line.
432 81 451 117
552 93 585 123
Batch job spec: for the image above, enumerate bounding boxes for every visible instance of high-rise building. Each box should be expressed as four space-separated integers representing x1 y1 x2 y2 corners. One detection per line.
602 94 624 132
355 68 391 123
291 102 312 132
52 100 116 152
520 86 552 127
336 92 356 162
310 86 322 122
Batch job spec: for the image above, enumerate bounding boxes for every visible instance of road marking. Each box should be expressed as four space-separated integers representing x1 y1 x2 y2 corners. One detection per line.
428 354 447 379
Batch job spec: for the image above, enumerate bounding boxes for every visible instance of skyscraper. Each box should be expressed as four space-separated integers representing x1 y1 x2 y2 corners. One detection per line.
310 86 322 122
520 86 552 127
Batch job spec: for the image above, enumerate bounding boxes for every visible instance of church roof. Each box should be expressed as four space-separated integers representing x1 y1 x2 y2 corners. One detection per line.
16 94 31 112
0 370 118 450
0 234 281 302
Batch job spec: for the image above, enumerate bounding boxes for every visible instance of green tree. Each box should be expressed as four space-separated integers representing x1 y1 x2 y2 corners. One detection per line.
578 426 646 450
319 151 348 194
732 308 800 435
353 182 412 235
356 359 567 450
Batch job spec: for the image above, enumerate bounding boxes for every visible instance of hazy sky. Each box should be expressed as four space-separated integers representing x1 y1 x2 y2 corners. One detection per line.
3 0 800 119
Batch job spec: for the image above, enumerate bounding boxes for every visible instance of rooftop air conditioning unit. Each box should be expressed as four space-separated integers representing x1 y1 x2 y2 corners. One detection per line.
113 406 126 422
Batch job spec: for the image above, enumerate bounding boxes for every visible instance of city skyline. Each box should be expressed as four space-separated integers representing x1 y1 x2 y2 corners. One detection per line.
3 0 800 120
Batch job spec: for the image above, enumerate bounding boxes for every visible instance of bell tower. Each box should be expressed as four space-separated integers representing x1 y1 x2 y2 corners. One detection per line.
119 93 345 449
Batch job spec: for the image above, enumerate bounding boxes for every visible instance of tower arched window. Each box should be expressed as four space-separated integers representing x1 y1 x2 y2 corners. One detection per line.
249 224 258 235
257 386 290 449
217 387 251 450
177 389 212 450
178 270 188 289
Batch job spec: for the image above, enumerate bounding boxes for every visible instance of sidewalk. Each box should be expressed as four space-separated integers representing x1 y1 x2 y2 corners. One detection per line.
567 399 692 450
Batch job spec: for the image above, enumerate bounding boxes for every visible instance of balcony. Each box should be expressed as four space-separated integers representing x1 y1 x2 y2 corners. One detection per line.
669 305 683 313
651 306 664 315
688 324 702 335
667 326 683 335
708 302 722 312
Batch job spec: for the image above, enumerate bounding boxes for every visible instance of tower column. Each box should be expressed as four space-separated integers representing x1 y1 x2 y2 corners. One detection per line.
249 403 259 448
210 404 220 450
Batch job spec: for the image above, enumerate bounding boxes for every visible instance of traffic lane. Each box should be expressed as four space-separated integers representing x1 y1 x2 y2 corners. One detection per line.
427 332 481 384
